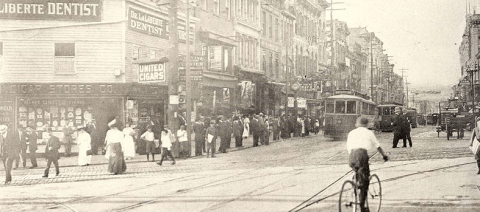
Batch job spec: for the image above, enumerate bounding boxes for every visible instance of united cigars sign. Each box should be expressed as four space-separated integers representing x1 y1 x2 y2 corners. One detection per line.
138 62 166 83
128 7 168 39
0 0 102 22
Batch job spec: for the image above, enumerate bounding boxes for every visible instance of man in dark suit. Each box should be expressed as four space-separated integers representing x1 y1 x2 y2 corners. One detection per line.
193 117 205 156
1 125 21 184
391 107 405 148
272 116 280 141
43 128 61 178
26 124 38 168
252 115 260 147
14 126 28 169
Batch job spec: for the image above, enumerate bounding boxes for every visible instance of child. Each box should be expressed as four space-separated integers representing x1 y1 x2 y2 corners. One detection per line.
158 125 175 165
205 120 217 158
141 126 155 162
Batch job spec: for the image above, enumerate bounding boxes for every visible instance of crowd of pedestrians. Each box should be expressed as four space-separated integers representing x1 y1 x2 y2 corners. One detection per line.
189 113 323 158
0 112 324 185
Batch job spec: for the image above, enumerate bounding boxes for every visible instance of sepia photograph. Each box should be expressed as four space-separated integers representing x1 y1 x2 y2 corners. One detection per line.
0 0 479 211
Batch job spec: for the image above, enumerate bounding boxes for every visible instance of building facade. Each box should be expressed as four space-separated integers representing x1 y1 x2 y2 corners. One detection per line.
0 0 202 140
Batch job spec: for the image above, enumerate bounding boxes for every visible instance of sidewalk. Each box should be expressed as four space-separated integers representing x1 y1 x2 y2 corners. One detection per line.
4 132 316 170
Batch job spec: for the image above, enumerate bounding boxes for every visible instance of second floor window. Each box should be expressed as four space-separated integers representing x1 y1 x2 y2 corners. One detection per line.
214 0 220 16
149 49 156 59
54 43 75 75
133 45 141 60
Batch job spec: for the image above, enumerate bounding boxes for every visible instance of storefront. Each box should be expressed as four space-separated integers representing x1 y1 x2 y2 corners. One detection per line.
0 83 167 141
199 71 237 117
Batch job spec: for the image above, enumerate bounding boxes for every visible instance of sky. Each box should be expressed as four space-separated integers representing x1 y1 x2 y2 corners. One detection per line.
329 0 470 92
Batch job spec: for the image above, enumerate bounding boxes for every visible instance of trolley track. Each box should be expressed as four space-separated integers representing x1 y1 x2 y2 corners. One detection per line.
289 159 476 211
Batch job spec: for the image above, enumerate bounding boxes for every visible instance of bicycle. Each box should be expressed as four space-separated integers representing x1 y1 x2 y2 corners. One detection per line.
338 171 382 212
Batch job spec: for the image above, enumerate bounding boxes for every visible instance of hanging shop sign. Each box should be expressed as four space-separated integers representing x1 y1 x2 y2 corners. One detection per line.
288 97 307 108
0 0 102 22
138 62 166 83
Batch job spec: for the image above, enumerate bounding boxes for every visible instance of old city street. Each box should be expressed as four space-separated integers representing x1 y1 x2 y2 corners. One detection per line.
1 126 479 212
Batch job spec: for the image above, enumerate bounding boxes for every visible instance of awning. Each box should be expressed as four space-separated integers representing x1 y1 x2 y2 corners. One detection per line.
199 31 237 47
133 57 169 65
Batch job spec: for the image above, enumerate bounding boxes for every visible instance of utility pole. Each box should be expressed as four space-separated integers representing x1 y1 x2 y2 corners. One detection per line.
185 4 192 157
168 0 179 132
370 33 374 102
405 76 410 108
328 1 344 91
399 68 408 105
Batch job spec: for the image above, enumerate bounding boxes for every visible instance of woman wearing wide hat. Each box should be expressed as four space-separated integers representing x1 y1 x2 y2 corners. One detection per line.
104 118 126 174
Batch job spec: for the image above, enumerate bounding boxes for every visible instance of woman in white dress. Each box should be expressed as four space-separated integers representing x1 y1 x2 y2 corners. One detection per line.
122 122 136 160
104 118 126 174
242 115 250 138
76 125 92 166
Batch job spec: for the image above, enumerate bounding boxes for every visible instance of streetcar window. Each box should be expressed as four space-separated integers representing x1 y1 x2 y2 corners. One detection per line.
347 101 356 114
382 107 390 116
335 101 345 113
362 102 368 114
369 104 375 115
326 102 334 113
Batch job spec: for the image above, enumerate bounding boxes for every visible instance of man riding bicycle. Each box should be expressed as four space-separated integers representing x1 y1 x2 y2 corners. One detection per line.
347 116 389 212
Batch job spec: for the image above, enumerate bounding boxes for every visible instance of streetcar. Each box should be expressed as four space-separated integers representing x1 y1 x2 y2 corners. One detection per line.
324 90 377 140
377 102 403 132
405 108 417 128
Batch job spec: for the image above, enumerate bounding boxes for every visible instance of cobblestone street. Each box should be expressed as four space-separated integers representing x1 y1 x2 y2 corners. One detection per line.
1 125 479 211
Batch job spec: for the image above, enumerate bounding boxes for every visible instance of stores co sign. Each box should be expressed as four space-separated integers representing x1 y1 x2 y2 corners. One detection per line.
139 62 166 83
0 0 102 22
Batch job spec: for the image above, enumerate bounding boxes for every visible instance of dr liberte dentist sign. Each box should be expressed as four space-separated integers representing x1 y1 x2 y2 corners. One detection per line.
0 0 102 22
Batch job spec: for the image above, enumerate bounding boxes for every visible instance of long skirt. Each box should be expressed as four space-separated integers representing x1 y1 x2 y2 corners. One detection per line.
242 126 249 138
122 135 136 158
108 143 127 174
78 143 91 166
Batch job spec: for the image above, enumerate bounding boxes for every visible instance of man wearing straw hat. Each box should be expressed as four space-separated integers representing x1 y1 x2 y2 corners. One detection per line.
0 124 20 184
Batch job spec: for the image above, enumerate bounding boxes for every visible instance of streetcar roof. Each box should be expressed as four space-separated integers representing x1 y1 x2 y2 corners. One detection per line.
377 104 403 107
325 95 376 104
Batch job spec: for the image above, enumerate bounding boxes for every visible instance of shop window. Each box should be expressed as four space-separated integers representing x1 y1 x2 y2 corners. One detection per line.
208 46 223 71
54 43 75 75
133 45 141 60
335 101 345 114
346 101 356 114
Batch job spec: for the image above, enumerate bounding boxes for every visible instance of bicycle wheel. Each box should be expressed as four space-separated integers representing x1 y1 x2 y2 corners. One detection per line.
339 180 358 212
367 174 382 212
